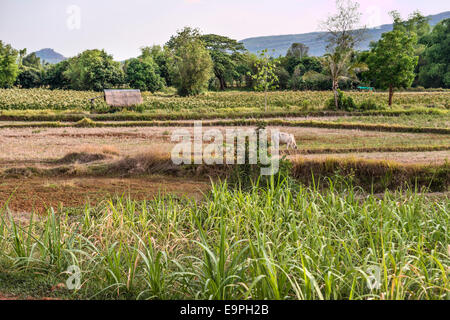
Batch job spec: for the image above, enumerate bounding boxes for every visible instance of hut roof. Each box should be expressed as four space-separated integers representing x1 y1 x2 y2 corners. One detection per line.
104 89 143 107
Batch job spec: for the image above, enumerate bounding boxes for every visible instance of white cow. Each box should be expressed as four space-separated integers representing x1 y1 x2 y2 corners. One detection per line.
273 132 298 150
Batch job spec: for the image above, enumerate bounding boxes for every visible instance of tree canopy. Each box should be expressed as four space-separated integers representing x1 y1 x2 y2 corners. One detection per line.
367 29 418 105
166 27 213 96
417 19 450 88
64 49 124 91
0 41 19 88
125 57 165 92
201 34 246 90
286 43 309 59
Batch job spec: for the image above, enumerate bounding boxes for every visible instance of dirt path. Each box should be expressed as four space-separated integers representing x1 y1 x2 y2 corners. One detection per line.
0 176 210 214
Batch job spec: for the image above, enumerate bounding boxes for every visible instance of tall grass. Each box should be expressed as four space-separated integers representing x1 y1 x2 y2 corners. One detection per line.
0 179 448 300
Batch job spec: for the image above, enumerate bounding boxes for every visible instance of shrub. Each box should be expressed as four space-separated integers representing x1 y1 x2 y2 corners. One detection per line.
16 67 43 88
327 90 357 111
358 99 384 111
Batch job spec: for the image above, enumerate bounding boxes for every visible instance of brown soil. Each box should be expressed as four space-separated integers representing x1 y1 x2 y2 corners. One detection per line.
0 292 58 300
0 176 210 214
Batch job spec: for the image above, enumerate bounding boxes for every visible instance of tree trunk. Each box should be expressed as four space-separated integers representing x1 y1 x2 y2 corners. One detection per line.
333 80 339 110
264 87 268 112
219 77 226 91
388 84 394 107
264 68 268 112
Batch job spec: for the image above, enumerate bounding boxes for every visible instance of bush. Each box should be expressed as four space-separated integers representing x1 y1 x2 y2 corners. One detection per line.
16 67 43 88
327 90 357 111
358 99 384 111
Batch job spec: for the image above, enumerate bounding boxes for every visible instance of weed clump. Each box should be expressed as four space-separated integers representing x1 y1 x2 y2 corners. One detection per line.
75 117 96 128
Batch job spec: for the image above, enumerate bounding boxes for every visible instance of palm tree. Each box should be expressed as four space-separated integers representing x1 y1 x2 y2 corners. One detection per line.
322 49 367 109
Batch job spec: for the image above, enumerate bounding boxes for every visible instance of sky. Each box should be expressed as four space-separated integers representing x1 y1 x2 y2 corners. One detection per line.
0 0 449 61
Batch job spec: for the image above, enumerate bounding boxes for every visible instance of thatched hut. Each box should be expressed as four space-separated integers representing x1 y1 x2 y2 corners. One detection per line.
103 89 143 107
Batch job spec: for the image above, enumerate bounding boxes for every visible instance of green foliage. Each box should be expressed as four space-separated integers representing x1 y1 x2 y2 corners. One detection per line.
140 45 172 86
125 58 164 93
418 19 450 88
327 90 384 111
16 51 44 89
166 27 214 96
1 88 448 114
16 66 43 88
250 50 279 93
64 49 125 91
22 53 42 69
391 10 431 38
43 60 71 89
201 34 246 90
248 50 279 111
326 89 356 111
358 98 383 111
322 49 367 109
284 56 323 76
0 41 19 88
286 43 309 59
0 180 448 300
367 30 418 105
75 117 96 127
274 66 290 90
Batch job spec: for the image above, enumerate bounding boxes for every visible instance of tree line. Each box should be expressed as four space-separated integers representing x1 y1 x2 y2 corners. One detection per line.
0 1 448 107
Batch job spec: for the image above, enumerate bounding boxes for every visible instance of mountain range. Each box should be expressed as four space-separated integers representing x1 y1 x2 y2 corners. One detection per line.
32 11 450 63
34 48 66 64
240 11 450 57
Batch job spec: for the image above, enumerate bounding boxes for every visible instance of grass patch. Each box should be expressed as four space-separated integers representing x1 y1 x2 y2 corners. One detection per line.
0 107 448 123
1 119 449 134
0 179 448 300
291 157 449 193
285 145 450 155
1 152 448 192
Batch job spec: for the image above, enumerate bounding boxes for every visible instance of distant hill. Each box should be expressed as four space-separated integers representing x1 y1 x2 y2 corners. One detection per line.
240 11 450 57
34 48 66 64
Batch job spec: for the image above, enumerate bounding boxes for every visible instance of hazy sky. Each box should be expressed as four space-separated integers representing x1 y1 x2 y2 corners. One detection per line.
1 0 448 60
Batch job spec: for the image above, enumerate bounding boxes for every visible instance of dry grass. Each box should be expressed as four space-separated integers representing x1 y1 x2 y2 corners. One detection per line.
1 126 448 166
290 156 449 192
0 176 210 213
75 145 120 156
109 149 173 175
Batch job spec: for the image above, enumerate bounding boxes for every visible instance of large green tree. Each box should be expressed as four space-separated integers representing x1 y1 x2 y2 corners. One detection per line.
166 27 213 96
44 60 70 89
200 34 246 90
64 49 124 91
16 52 44 88
0 41 19 88
417 19 450 88
367 30 418 105
140 45 172 86
16 66 43 88
125 57 164 92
